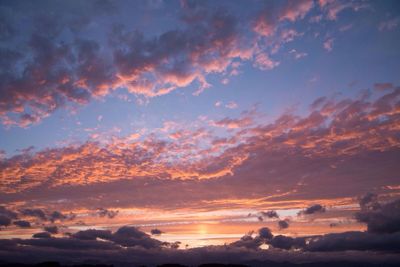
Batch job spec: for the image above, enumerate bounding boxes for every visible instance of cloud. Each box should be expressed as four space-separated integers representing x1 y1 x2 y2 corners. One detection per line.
0 84 399 212
278 220 289 229
0 215 11 226
110 226 163 249
49 211 67 222
323 38 334 52
258 227 273 240
151 229 163 235
0 0 369 127
318 0 369 21
72 226 164 249
379 17 400 31
253 0 314 36
33 232 52 239
269 235 305 250
305 231 400 252
44 226 58 234
299 204 326 215
230 234 264 249
261 210 279 219
13 220 31 228
20 209 47 220
97 208 119 219
72 229 113 240
0 206 18 219
225 101 238 109
0 226 400 266
253 53 280 70
356 196 400 234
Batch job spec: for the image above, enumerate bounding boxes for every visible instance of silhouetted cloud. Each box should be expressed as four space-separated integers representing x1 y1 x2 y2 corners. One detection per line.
151 229 163 235
33 232 52 239
0 225 399 266
299 204 326 215
278 220 289 229
72 229 112 240
258 227 273 240
269 235 306 250
356 195 400 234
261 210 279 218
97 208 119 219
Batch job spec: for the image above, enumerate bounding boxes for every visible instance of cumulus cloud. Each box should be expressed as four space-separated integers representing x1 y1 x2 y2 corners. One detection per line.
0 0 369 127
71 226 164 249
0 225 400 266
305 231 400 252
278 220 289 229
0 2 251 126
72 229 113 240
299 204 326 215
356 195 400 234
258 227 274 240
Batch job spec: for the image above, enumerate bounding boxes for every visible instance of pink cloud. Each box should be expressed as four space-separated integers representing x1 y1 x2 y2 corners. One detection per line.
323 38 334 52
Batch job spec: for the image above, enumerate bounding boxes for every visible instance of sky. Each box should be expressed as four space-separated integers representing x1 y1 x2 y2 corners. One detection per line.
0 0 400 266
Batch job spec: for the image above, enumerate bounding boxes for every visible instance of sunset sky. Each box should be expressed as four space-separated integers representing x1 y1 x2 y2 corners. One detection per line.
0 0 400 266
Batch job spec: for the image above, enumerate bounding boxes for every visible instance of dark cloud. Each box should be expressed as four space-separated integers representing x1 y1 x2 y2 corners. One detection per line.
356 197 400 234
33 232 52 239
151 228 163 235
299 204 326 215
110 226 163 249
278 220 289 230
230 234 263 249
1 226 400 266
71 226 163 249
305 231 400 252
97 208 119 219
13 220 31 228
260 210 279 218
358 192 380 211
44 226 58 234
72 229 113 240
258 227 273 240
269 235 306 250
49 211 67 222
